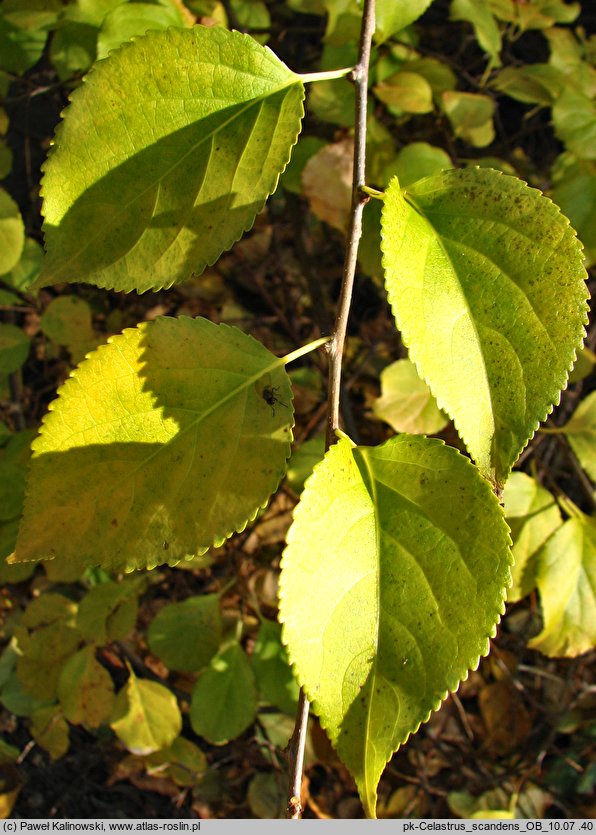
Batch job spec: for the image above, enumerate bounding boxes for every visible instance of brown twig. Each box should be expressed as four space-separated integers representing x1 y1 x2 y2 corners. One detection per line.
285 0 376 818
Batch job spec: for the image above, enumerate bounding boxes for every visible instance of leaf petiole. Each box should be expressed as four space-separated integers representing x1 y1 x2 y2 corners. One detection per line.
298 67 354 84
283 336 330 366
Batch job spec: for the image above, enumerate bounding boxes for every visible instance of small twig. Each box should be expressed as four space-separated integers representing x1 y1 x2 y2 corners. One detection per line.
285 0 376 819
326 0 376 447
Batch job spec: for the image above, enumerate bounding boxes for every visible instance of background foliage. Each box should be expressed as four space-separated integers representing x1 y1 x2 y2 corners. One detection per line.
0 0 595 820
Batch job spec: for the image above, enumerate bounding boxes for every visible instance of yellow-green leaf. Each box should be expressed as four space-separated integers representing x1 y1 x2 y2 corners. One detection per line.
561 391 596 482
280 434 511 816
503 472 562 602
39 26 304 292
110 671 182 755
529 514 596 658
12 316 293 573
381 168 588 488
57 645 115 727
372 358 448 435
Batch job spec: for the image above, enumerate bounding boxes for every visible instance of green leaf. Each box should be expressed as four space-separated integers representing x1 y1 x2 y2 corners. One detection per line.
110 670 182 754
16 623 81 699
144 736 207 787
49 20 98 81
0 461 26 522
22 592 77 628
372 358 448 435
491 64 564 106
190 641 258 744
31 705 70 760
529 514 596 658
0 140 13 179
39 26 304 293
374 71 434 114
375 0 433 42
280 434 511 817
441 91 495 147
381 168 588 489
247 771 286 819
503 472 562 602
40 295 100 363
230 0 271 44
553 87 596 160
76 580 139 644
0 324 29 375
286 435 325 494
487 0 580 29
561 391 596 482
0 189 24 275
551 155 596 267
12 316 294 573
391 142 452 188
57 645 115 727
147 595 222 672
252 619 299 714
450 0 501 66
97 1 188 60
0 0 56 74
307 42 356 126
0 237 43 292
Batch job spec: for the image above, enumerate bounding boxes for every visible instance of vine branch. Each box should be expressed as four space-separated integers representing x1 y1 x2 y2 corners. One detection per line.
285 0 376 819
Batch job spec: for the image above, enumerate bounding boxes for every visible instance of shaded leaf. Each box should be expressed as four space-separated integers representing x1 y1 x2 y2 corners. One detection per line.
111 671 182 755
503 472 562 601
551 155 596 268
97 0 189 59
391 142 452 187
374 71 434 114
478 680 533 755
0 0 54 74
553 87 596 160
492 64 564 106
0 189 24 277
280 434 511 817
252 619 299 714
12 316 294 573
30 705 70 760
16 623 81 700
40 26 304 292
450 0 501 65
144 736 207 787
561 391 596 482
286 435 325 494
40 296 100 363
381 168 588 488
372 358 448 435
57 645 115 727
529 514 596 657
0 324 29 375
247 771 286 818
441 91 495 147
77 580 139 644
190 642 257 744
22 593 77 629
0 238 43 292
375 0 433 42
147 595 222 672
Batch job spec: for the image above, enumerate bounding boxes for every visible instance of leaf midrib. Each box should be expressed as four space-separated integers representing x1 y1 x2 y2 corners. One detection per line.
403 193 496 454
